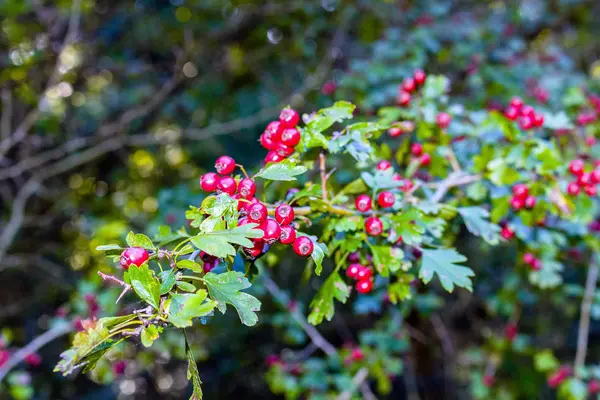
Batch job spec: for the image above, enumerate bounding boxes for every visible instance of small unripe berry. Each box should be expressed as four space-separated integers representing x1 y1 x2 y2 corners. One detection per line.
215 156 236 175
356 266 373 281
260 218 281 244
292 236 314 257
376 160 392 171
237 178 256 198
356 279 373 294
346 263 363 279
120 247 149 270
247 202 268 223
397 91 411 106
413 69 426 85
512 184 528 198
275 204 295 225
281 128 301 147
217 176 237 195
569 159 585 176
200 172 220 192
567 182 581 196
265 151 284 164
355 195 372 212
279 108 300 128
279 225 297 244
436 112 451 129
377 191 395 208
411 143 423 156
365 216 383 236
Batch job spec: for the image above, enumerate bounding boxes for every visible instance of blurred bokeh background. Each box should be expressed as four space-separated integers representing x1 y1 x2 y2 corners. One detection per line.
1 0 600 399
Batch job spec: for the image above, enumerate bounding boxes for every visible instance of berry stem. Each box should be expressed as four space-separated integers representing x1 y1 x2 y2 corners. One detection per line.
237 164 249 179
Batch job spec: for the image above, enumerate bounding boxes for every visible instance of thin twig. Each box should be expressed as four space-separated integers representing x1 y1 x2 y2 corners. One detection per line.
574 257 599 375
429 172 481 203
336 367 369 400
0 321 72 382
98 271 131 303
360 381 378 400
319 151 328 200
1 89 12 140
431 314 454 357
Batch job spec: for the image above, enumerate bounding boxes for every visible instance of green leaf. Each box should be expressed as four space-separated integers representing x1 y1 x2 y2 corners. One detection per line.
529 260 563 289
558 378 587 400
126 232 155 250
458 207 501 245
177 281 198 292
159 270 177 295
184 329 203 400
141 325 161 347
388 276 413 304
534 350 559 373
422 75 450 99
419 248 474 292
297 233 328 275
308 272 350 325
390 208 425 246
255 159 308 181
128 264 161 309
370 245 403 277
190 224 264 258
168 289 217 328
203 271 262 326
320 101 355 122
96 244 122 251
176 259 204 273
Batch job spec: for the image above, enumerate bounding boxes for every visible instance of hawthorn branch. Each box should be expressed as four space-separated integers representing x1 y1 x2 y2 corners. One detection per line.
98 271 131 303
428 172 481 203
574 257 599 375
336 367 369 400
0 321 73 382
261 272 337 357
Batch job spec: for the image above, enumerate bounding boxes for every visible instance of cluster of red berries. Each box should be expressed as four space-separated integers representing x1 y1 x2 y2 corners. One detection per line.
504 97 545 129
120 247 149 270
199 155 240 195
410 143 431 167
387 120 414 138
522 252 542 271
566 159 599 197
346 263 374 294
510 184 536 211
259 108 302 164
575 94 599 126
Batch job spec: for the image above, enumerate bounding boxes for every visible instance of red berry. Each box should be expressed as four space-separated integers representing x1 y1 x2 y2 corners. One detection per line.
419 153 431 166
510 196 524 210
217 176 237 195
24 353 41 367
588 380 600 394
346 263 363 279
215 156 236 175
509 97 523 110
275 204 295 225
585 185 598 196
411 143 423 156
505 323 518 341
436 112 451 129
355 195 372 212
200 172 220 192
579 173 592 186
377 191 395 208
567 182 581 196
524 195 536 209
279 225 296 244
120 247 149 270
532 113 544 127
265 151 284 164
265 121 283 140
512 184 529 198
260 132 277 150
569 159 585 176
243 239 264 258
388 127 403 137
279 108 300 128
402 77 416 93
413 69 426 85
260 218 281 244
585 136 596 147
483 375 495 387
520 105 535 117
532 259 542 271
356 266 373 281
523 253 536 265
237 178 256 198
356 279 373 294
275 142 294 157
292 236 314 257
351 348 364 361
281 128 301 147
376 160 392 170
518 116 533 130
397 91 411 106
591 169 600 184
501 226 514 240
247 202 268 224
113 360 127 375
505 106 519 120
365 216 383 236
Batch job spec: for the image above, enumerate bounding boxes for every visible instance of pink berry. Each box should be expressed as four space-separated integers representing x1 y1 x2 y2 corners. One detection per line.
265 121 283 140
24 353 41 367
524 195 536 209
569 159 585 176
215 156 236 175
356 266 373 281
120 247 149 270
376 160 392 170
413 69 426 85
265 151 284 164
419 153 431 166
532 259 542 271
351 348 364 361
247 202 268 224
275 142 294 157
260 218 281 244
579 173 592 186
505 323 518 341
402 77 416 93
243 239 264 258
279 225 297 245
217 176 237 195
483 375 495 387
512 184 529 198
388 127 403 137
411 143 423 156
281 128 301 147
519 116 533 130
585 185 598 196
377 191 395 208
260 132 277 150
567 182 581 196
505 106 519 120
356 279 373 294
397 91 411 106
279 108 300 128
523 253 536 265
200 172 220 192
501 227 514 240
275 204 295 225
510 196 524 210
237 178 256 198
355 195 372 212
509 97 523 110
532 113 544 127
520 105 535 117
346 263 363 279
591 169 600 184
436 112 451 128
293 236 314 257
365 216 383 236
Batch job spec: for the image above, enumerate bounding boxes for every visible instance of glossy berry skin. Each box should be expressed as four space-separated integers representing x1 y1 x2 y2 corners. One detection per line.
532 113 544 127
530 258 541 271
237 178 256 198
292 236 314 257
260 132 277 150
411 143 423 156
419 153 431 166
351 348 364 362
215 156 236 175
346 263 363 279
524 195 536 209
520 105 535 117
579 172 593 186
402 77 416 92
523 252 536 265
592 170 600 184
397 91 411 106
376 160 392 170
504 106 519 120
567 182 581 196
377 191 395 208
265 121 283 140
356 266 373 281
120 247 149 270
260 218 281 244
585 185 598 196
265 151 284 164
436 112 451 128
569 159 585 176
275 204 295 225
512 184 528 198
281 128 301 147
200 172 220 192
279 225 296 244
414 69 426 85
279 108 300 128
355 195 372 212
247 202 268 223
510 196 524 210
365 216 383 236
356 279 373 294
501 226 514 240
509 97 523 110
217 176 237 195
388 127 403 137
275 142 295 157
588 380 600 395
243 239 264 258
518 116 533 130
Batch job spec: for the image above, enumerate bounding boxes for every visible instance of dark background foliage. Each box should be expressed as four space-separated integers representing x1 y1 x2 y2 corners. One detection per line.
1 0 600 399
